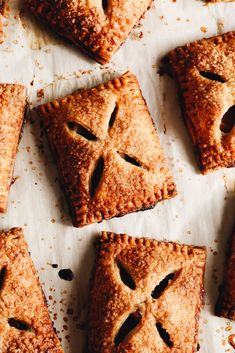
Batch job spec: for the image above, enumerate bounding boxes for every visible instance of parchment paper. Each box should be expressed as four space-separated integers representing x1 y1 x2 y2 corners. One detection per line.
1 0 235 352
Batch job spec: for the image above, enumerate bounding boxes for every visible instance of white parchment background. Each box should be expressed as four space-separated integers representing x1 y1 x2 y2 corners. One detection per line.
0 0 235 352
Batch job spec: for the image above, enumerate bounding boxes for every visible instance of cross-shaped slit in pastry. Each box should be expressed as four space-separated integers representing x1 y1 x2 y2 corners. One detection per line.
165 31 235 174
26 0 152 64
0 228 64 352
67 107 148 199
114 263 177 348
66 97 153 203
88 232 207 353
36 72 176 227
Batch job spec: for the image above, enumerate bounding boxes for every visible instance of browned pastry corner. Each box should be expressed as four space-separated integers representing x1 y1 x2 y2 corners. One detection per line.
26 0 152 64
36 72 177 228
215 227 235 320
0 84 27 213
88 232 207 353
0 227 64 353
165 31 235 174
0 0 7 43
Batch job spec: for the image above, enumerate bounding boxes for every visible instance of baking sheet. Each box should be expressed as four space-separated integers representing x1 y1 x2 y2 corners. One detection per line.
0 0 235 352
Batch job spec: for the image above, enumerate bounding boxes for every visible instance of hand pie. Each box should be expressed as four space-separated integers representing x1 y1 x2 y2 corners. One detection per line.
26 0 152 64
165 31 235 174
36 72 176 227
0 84 27 213
88 232 207 353
0 228 64 352
215 227 235 320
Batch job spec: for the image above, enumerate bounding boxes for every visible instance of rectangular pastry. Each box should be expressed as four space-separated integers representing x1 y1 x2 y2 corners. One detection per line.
0 84 27 213
215 227 235 320
36 72 177 227
88 232 207 353
26 0 152 64
165 31 235 174
0 227 64 353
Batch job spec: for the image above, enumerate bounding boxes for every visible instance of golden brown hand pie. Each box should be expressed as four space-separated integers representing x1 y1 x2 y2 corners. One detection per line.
26 0 152 64
165 31 235 174
215 227 235 320
0 228 64 353
36 72 176 227
0 84 27 213
88 232 207 353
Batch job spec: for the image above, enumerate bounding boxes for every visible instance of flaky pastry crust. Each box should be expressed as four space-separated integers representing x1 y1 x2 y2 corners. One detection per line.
36 72 176 227
0 84 27 213
166 31 235 174
88 232 207 353
0 227 64 353
26 0 152 64
0 0 7 43
215 228 235 320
